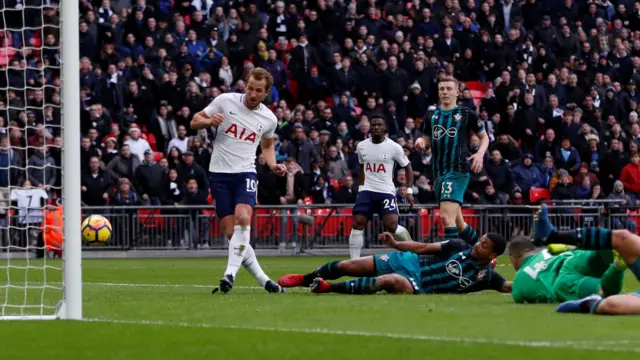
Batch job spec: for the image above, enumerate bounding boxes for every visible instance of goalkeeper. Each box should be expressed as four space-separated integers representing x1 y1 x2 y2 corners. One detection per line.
508 237 626 304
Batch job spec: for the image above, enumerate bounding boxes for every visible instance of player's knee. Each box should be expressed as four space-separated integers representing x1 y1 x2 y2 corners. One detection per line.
596 297 622 315
377 274 413 294
352 216 367 230
439 203 459 226
234 205 253 225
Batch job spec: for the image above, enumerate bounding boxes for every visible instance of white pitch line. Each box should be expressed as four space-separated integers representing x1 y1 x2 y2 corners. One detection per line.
84 318 640 353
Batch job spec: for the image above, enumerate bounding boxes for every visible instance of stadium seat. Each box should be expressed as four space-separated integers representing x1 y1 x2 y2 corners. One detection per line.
201 209 220 237
254 208 280 237
461 209 480 231
339 208 353 236
529 188 552 204
418 208 433 238
137 209 166 230
431 209 445 237
314 208 340 237
330 178 340 190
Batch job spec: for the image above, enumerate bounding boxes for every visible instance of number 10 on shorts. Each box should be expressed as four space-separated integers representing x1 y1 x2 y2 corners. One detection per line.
246 179 257 192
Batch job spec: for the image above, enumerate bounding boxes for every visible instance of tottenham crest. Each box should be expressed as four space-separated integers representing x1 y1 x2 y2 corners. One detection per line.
257 124 265 133
454 113 462 122
382 153 389 160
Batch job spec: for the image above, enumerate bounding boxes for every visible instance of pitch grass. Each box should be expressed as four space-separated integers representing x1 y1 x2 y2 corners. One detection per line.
1 257 640 359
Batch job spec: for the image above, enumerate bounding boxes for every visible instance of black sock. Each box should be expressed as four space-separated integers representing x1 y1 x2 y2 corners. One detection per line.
303 260 342 284
329 277 379 294
549 228 612 250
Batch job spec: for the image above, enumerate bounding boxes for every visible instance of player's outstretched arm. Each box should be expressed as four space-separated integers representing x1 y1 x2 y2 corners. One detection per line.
380 232 443 255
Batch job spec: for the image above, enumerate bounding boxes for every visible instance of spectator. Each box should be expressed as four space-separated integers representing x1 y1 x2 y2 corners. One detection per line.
190 137 211 170
286 124 320 187
551 169 578 201
336 175 357 204
574 163 599 188
0 135 22 187
607 180 638 232
535 128 558 162
133 149 166 205
166 125 189 154
311 175 335 204
161 168 183 207
101 135 120 165
485 149 516 198
81 136 100 169
512 153 546 201
489 134 522 163
620 152 640 196
326 146 348 181
181 178 209 247
554 138 581 173
107 144 140 181
601 139 629 193
124 124 151 160
177 150 208 191
27 147 56 191
81 156 113 206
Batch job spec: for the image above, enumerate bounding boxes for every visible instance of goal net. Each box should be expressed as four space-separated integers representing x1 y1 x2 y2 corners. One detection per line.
0 0 81 320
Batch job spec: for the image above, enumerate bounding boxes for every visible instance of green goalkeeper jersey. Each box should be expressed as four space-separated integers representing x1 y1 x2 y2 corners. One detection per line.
511 250 574 304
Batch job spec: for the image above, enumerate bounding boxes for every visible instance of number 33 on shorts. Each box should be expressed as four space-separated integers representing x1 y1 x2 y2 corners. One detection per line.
441 182 453 198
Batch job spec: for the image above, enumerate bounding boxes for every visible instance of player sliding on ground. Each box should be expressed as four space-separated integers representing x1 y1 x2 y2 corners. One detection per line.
191 68 286 294
279 222 511 295
415 76 489 248
532 205 640 314
349 116 414 259
507 237 625 304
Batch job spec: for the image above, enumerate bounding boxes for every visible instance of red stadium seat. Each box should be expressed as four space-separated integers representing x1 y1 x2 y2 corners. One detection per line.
339 208 353 236
431 209 445 237
201 209 221 237
314 208 340 237
529 188 552 204
254 209 280 236
418 208 433 238
330 178 340 190
461 208 479 231
137 209 166 230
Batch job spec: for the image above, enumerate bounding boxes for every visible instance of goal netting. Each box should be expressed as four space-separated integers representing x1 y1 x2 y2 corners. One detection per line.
0 0 81 320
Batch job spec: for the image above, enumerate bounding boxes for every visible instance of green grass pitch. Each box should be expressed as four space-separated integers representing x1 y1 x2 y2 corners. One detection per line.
1 256 640 359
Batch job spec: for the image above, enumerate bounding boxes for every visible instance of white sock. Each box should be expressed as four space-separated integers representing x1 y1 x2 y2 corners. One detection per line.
224 225 251 278
394 225 413 242
349 229 364 259
242 244 270 287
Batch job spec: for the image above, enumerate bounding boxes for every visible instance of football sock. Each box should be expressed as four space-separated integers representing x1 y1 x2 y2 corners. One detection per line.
242 244 269 287
224 225 251 278
349 229 364 259
303 260 342 284
548 228 612 250
394 224 412 241
444 226 458 242
629 258 640 282
459 224 477 244
599 264 625 298
330 277 379 294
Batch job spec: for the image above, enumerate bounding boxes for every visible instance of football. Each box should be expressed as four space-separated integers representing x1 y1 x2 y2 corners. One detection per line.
81 215 112 246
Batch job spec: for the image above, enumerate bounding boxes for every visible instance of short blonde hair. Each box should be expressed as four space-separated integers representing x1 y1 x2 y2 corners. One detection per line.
246 67 274 91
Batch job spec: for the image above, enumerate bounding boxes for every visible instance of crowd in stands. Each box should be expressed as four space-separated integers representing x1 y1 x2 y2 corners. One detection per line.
2 0 640 221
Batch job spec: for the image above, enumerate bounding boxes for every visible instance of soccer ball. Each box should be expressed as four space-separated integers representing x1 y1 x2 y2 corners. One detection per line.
82 215 112 246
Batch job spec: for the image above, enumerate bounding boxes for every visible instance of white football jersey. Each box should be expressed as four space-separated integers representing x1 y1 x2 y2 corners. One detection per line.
10 188 48 224
203 93 277 173
357 138 409 195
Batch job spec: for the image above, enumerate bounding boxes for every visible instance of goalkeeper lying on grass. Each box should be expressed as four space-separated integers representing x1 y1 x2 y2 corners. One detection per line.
508 238 625 304
279 222 512 295
530 205 640 315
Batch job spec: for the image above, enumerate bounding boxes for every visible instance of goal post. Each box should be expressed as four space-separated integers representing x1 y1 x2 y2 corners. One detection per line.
61 0 83 321
0 0 81 320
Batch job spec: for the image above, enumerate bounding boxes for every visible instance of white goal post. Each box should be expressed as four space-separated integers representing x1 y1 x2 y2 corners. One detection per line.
0 0 81 320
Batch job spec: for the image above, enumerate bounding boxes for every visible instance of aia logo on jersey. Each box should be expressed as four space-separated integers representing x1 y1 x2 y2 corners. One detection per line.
365 162 387 173
224 124 257 143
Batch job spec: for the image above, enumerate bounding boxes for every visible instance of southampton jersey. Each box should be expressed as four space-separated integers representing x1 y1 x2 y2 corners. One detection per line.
421 106 484 178
203 93 277 174
511 250 573 303
418 239 499 294
357 138 409 195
